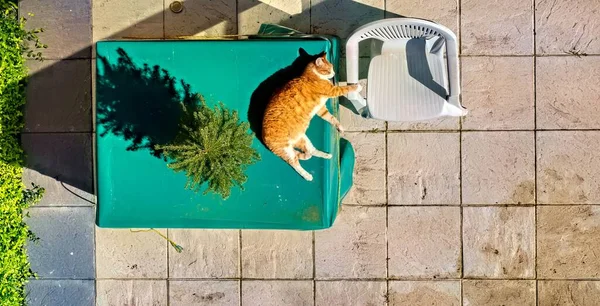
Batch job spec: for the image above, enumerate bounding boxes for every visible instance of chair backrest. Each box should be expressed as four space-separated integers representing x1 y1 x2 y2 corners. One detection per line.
346 18 458 84
353 23 443 41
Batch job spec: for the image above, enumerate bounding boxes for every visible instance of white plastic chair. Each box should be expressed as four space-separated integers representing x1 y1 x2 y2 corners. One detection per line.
345 18 467 121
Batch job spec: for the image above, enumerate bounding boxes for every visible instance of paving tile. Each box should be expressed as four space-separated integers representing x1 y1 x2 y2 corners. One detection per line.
19 0 91 59
242 280 313 306
388 281 460 306
315 281 387 306
385 0 458 33
96 228 167 278
26 207 95 279
461 57 534 130
538 206 600 279
311 0 384 39
96 280 167 306
388 118 459 131
539 281 600 306
537 132 600 204
169 280 239 306
463 207 535 278
26 280 95 306
23 168 94 206
341 132 386 205
165 0 236 37
536 0 600 55
315 206 386 279
238 0 310 35
25 60 92 133
387 132 460 205
463 280 536 306
22 133 94 201
461 0 533 55
388 207 461 279
93 0 163 41
463 207 536 279
537 57 600 129
462 132 535 205
242 230 312 279
169 229 239 278
339 104 384 132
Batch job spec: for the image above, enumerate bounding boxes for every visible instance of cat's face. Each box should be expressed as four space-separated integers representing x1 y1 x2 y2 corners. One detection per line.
312 53 335 80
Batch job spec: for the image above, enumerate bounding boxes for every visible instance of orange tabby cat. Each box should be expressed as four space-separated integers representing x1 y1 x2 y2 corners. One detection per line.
262 50 361 181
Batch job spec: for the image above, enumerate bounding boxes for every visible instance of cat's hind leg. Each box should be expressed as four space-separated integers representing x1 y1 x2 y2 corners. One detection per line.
296 151 312 160
298 135 332 159
281 146 313 181
292 137 313 160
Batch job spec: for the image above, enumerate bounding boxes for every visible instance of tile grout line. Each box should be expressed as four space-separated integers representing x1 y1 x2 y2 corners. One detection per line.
309 0 312 35
238 229 243 306
458 0 464 302
385 119 390 304
20 131 94 134
93 225 98 305
384 0 389 298
235 0 239 35
28 53 600 61
166 228 170 306
460 53 600 57
534 0 541 301
31 53 600 61
55 276 600 281
89 0 98 301
312 230 316 306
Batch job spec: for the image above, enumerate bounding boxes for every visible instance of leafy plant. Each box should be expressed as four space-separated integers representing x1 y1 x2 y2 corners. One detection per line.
0 1 45 305
157 97 260 199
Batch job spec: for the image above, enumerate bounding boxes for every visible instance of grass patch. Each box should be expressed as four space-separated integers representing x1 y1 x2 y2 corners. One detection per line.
0 0 45 304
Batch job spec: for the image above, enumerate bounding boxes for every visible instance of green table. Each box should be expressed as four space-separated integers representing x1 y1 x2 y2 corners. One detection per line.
95 37 354 230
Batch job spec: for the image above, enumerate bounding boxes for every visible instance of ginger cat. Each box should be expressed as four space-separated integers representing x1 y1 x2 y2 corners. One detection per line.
262 49 361 181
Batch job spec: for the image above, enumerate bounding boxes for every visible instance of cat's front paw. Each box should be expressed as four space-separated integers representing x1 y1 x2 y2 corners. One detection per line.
351 84 363 93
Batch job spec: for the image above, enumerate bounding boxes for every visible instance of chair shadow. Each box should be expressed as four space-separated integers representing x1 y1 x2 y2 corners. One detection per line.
405 38 448 99
96 48 200 158
247 48 321 146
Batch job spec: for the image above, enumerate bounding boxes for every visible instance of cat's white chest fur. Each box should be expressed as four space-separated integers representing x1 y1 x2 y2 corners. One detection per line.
309 97 328 118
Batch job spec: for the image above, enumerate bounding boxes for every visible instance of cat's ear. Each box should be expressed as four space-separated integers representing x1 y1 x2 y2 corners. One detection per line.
318 51 327 58
298 48 309 57
315 57 324 67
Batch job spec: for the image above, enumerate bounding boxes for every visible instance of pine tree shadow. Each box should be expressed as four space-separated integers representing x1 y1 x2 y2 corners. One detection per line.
96 48 200 158
247 48 321 146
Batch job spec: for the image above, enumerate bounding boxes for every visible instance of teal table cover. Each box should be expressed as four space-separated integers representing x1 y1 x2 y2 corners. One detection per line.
95 37 354 229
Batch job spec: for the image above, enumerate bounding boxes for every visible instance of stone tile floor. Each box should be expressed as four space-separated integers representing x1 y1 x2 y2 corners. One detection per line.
18 0 600 305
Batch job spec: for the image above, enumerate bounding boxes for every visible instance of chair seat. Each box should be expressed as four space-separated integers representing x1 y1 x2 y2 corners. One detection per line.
367 39 450 121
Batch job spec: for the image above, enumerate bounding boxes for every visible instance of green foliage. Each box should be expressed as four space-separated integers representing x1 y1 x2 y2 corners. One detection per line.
157 97 260 199
0 2 45 305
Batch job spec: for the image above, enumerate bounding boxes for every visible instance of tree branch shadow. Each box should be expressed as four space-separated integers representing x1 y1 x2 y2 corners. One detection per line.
97 47 200 158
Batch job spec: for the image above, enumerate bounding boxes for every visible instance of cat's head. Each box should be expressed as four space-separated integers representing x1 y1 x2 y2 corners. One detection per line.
299 48 335 80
